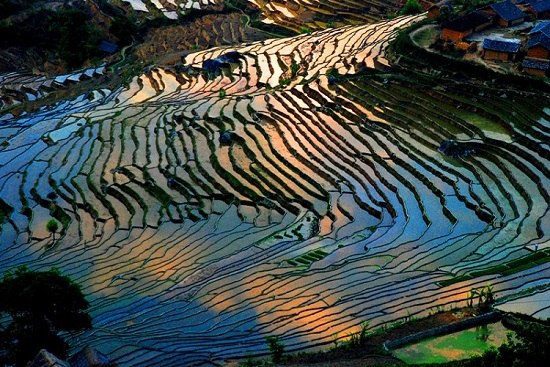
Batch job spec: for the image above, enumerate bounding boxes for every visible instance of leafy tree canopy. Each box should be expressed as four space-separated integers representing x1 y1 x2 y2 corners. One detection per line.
46 218 59 236
400 0 423 15
0 266 92 366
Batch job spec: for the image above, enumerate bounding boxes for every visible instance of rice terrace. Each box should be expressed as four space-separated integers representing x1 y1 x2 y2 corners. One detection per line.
0 0 549 366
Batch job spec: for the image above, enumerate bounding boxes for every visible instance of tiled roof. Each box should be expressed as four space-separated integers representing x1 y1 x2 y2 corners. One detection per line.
68 346 116 367
442 11 493 32
27 350 69 367
98 41 118 54
489 1 526 22
522 57 550 69
482 38 521 52
526 33 550 49
529 21 550 37
529 0 550 13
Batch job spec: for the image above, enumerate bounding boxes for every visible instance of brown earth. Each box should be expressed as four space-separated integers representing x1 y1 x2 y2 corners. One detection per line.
133 13 269 66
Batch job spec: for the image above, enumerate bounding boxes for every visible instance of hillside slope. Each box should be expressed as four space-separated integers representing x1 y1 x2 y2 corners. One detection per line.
0 6 550 367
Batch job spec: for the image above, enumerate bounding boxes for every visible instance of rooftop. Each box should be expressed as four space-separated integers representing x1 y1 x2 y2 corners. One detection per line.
442 11 494 32
522 56 550 69
482 38 521 52
528 0 550 13
529 20 550 37
487 1 526 22
98 41 118 54
526 32 550 49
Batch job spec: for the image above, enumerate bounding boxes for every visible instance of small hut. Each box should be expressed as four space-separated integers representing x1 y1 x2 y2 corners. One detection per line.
482 38 521 60
522 56 550 75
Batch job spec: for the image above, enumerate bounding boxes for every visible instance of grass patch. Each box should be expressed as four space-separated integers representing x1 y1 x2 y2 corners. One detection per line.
411 25 439 48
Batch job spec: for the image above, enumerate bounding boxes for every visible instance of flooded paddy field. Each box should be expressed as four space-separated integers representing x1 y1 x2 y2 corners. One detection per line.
0 14 549 366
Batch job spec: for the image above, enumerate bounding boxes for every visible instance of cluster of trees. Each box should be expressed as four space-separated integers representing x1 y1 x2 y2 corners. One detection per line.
0 0 23 19
0 1 138 70
0 267 92 367
400 0 423 15
0 6 102 69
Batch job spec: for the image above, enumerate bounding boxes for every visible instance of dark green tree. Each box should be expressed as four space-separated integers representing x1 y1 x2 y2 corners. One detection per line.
53 7 102 68
109 16 137 46
454 320 550 367
436 4 453 24
265 335 285 364
0 266 92 366
400 0 423 15
46 218 59 240
0 0 21 20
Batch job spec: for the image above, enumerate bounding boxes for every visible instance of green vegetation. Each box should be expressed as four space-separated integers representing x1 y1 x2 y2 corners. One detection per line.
0 0 21 19
109 16 137 46
290 61 300 77
434 320 550 367
0 197 13 226
0 266 92 366
287 249 328 267
0 5 103 68
466 284 496 313
400 0 423 15
347 321 371 348
265 335 285 363
457 0 500 13
55 8 103 68
249 20 299 37
394 322 510 364
390 19 550 92
46 218 59 240
279 78 292 86
439 249 550 287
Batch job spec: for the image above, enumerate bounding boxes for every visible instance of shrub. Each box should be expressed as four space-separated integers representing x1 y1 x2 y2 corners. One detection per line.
265 335 285 363
0 267 92 366
109 16 137 45
400 0 423 15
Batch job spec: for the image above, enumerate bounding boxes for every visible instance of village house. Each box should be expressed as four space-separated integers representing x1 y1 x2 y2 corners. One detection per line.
525 32 550 58
482 0 526 27
482 38 522 60
528 20 550 36
526 0 550 19
428 0 454 19
441 11 494 42
522 56 550 75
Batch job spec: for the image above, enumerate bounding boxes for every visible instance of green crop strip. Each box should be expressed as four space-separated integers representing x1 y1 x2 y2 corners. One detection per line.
438 249 550 287
286 249 328 267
